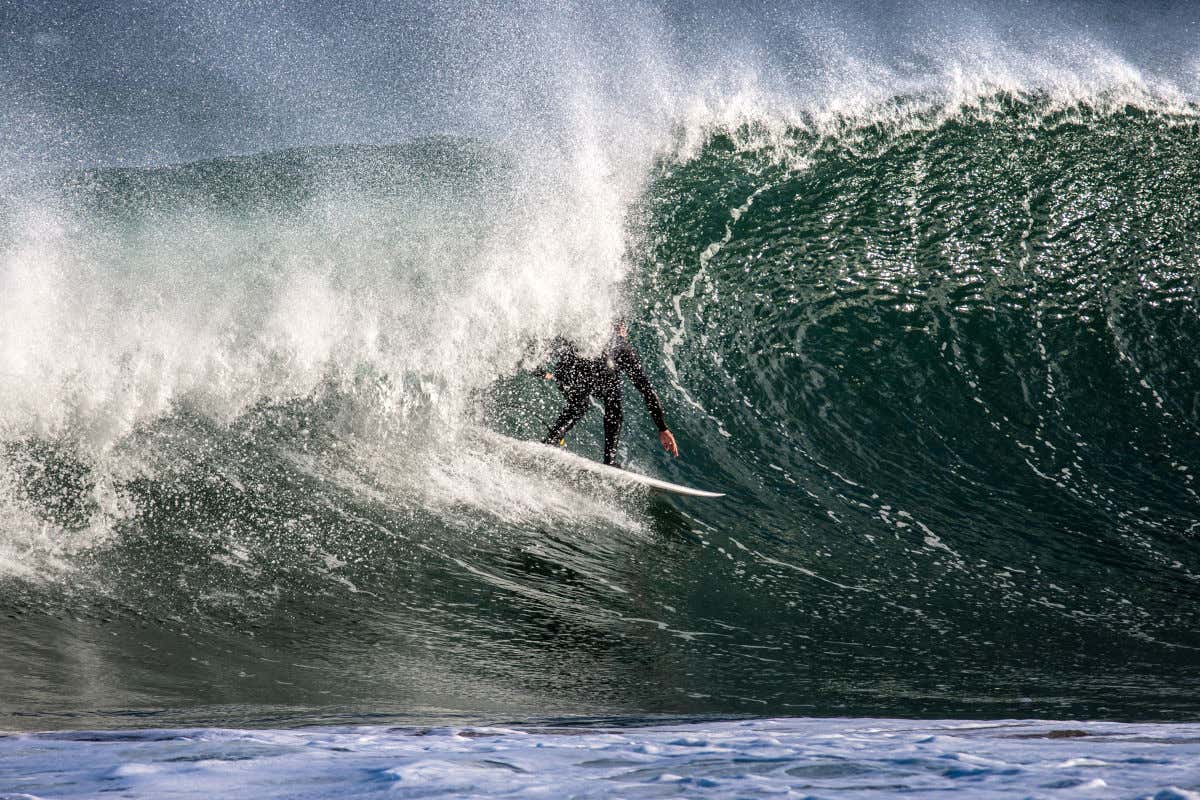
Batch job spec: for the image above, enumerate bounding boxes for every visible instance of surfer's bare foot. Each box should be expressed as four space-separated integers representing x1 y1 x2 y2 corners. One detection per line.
659 430 679 457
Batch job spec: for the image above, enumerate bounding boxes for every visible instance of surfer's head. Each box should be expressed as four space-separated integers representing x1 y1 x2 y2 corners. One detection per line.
613 317 628 338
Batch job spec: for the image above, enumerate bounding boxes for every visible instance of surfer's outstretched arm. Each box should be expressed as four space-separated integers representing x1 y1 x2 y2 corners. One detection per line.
615 341 679 457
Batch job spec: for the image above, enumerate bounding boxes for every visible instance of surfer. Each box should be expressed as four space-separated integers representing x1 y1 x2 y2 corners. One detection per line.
542 320 679 467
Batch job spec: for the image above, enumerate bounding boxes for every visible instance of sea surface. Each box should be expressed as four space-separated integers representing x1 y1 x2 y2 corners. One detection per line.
5 718 1200 799
2 0 1199 796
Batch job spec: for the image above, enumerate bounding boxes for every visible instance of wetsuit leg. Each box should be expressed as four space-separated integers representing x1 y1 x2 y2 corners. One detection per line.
543 388 591 445
600 386 624 466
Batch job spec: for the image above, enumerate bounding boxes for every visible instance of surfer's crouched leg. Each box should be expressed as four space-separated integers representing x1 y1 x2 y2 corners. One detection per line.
543 390 590 445
601 390 623 466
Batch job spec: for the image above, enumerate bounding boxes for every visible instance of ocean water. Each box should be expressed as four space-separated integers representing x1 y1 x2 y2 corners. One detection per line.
4 718 1200 799
2 0 1200 796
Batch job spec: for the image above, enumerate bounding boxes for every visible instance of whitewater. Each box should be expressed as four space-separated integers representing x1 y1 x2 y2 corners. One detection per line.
2 0 1200 796
4 719 1200 799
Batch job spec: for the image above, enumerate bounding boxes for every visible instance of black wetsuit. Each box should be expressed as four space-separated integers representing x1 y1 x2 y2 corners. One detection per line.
542 335 667 466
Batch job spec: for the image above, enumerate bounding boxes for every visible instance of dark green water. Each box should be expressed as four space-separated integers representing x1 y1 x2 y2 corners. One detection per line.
2 95 1199 730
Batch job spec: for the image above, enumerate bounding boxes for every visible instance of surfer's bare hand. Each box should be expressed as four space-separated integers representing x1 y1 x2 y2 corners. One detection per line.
544 372 554 380
659 430 679 457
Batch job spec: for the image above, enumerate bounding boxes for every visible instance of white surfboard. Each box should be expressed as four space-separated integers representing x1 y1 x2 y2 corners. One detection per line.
586 458 726 498
482 431 725 498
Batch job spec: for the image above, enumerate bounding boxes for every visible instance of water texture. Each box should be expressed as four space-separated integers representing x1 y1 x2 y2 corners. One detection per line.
1 0 1198 741
4 718 1200 799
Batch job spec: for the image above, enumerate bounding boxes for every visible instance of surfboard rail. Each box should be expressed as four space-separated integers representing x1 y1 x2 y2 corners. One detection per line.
590 459 726 497
479 430 726 498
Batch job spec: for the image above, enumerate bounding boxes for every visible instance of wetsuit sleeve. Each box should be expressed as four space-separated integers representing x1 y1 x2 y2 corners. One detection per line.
617 341 668 431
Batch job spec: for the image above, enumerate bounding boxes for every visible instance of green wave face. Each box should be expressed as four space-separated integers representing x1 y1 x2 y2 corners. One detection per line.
2 96 1200 728
627 96 1200 708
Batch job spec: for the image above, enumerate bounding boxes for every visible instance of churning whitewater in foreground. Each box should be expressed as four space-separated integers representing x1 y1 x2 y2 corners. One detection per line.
4 718 1200 799
2 1 1200 795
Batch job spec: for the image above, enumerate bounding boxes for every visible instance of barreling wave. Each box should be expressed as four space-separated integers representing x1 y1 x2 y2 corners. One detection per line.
633 91 1200 704
2 85 1199 727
